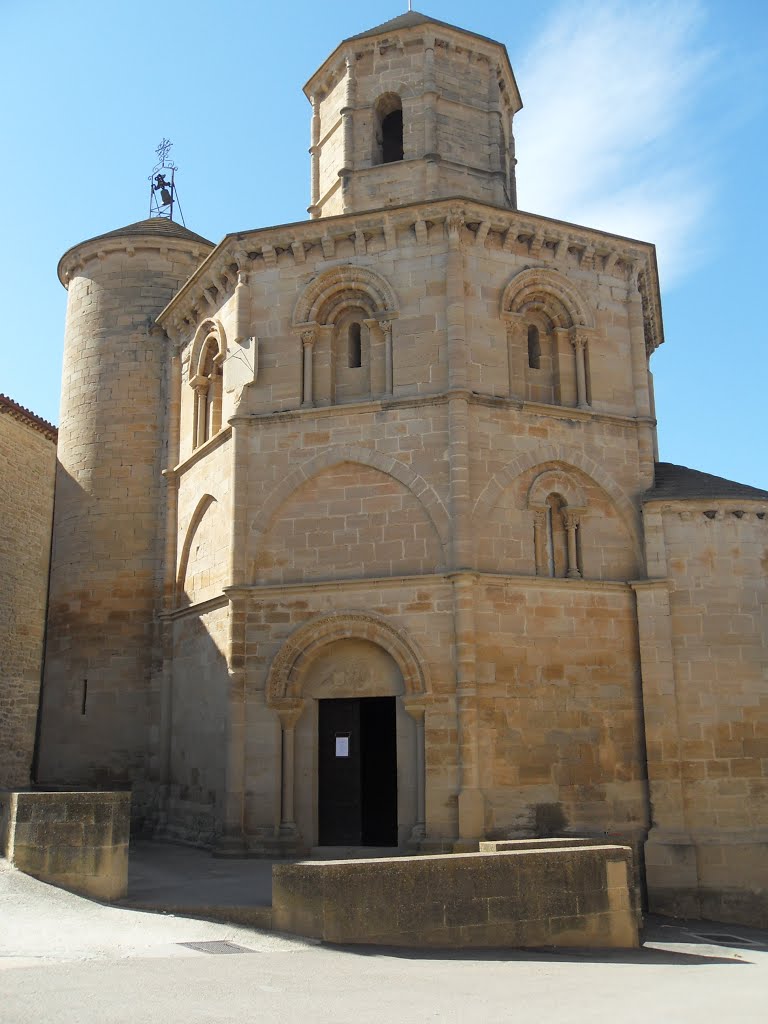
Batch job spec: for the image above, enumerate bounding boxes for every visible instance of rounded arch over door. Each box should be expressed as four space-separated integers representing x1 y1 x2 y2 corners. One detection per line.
266 610 430 705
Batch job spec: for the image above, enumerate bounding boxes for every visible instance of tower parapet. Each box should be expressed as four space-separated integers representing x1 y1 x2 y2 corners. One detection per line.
305 11 522 218
38 218 213 807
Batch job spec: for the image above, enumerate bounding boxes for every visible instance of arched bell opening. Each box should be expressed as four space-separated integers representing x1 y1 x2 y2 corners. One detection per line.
373 93 404 165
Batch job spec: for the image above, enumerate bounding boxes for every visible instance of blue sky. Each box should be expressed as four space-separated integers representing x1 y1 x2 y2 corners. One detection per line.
2 0 766 487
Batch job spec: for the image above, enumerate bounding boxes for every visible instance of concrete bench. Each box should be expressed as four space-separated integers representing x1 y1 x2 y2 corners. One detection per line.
273 844 638 948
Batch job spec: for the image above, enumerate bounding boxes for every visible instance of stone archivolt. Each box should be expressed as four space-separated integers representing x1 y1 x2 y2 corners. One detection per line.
293 265 398 326
473 446 642 564
266 610 429 705
500 267 594 330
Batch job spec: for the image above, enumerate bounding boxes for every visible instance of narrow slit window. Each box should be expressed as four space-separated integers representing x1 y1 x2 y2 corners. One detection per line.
528 325 541 369
348 322 362 368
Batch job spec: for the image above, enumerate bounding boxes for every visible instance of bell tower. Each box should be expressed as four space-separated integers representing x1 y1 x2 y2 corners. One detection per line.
304 11 522 218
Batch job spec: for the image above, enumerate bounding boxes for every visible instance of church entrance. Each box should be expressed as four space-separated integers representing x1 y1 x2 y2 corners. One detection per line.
318 696 398 846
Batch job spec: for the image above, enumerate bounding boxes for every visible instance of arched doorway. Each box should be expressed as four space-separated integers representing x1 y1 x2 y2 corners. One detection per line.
267 612 429 852
295 638 415 848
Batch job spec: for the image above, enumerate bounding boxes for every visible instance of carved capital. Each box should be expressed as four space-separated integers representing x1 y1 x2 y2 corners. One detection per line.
562 506 586 530
502 310 525 336
403 701 427 723
562 510 580 530
301 328 316 348
570 329 590 352
274 698 305 730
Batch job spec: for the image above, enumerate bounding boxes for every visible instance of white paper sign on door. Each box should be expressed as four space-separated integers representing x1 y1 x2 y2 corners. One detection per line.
335 734 350 758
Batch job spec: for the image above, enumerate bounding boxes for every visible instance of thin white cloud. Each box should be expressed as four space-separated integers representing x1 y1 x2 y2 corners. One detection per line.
514 0 715 284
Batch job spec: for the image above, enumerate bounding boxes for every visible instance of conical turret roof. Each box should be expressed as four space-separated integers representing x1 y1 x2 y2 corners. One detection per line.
58 217 214 284
68 217 213 250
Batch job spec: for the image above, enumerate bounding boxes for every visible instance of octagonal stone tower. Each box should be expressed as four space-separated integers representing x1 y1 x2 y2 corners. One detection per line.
37 218 213 815
305 10 522 218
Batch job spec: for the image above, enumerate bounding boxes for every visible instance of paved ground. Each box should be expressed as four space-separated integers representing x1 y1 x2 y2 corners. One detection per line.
1 850 766 1023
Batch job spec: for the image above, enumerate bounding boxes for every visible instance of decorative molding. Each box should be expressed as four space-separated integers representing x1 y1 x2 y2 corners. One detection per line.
153 200 660 352
500 267 594 330
265 610 430 704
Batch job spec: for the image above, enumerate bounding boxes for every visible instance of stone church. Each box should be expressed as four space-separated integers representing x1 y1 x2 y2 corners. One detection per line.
32 12 767 925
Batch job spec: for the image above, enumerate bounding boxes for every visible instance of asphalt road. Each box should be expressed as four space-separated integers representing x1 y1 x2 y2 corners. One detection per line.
1 859 766 1024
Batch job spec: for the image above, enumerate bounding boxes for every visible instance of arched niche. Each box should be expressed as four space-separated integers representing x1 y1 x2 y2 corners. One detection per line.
176 494 226 604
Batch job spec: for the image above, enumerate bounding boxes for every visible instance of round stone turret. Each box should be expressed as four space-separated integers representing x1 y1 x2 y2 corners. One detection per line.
37 218 214 805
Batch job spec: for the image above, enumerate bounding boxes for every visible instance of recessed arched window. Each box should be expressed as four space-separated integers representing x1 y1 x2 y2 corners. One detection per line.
546 493 568 578
348 322 362 368
194 337 222 447
374 94 404 165
527 325 541 369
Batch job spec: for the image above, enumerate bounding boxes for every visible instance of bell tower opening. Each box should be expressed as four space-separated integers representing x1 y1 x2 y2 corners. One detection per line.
375 94 404 164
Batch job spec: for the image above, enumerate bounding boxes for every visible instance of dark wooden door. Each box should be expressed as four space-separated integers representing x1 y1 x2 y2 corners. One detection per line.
318 698 362 845
318 696 397 846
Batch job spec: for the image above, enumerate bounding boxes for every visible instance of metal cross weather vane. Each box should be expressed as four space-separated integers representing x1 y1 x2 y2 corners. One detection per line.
148 138 186 225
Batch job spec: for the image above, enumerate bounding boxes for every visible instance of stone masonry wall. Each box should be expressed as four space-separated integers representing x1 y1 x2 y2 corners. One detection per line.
642 502 768 925
0 411 56 787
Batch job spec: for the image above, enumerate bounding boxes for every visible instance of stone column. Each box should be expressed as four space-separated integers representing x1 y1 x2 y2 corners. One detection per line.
423 34 439 197
571 331 590 409
562 509 582 579
503 312 526 400
628 266 656 483
301 328 316 407
451 572 483 844
628 268 651 418
193 381 208 447
340 56 356 212
444 209 482 843
309 94 321 218
276 700 304 837
631 577 699 915
508 115 518 209
404 701 427 841
488 63 506 206
380 319 393 395
532 506 548 576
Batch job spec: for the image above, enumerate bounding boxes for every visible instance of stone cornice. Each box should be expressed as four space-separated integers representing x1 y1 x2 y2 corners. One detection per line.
58 235 211 289
0 394 57 442
160 593 229 621
224 570 634 598
165 424 232 479
303 21 521 115
227 389 654 431
157 198 663 354
643 499 768 518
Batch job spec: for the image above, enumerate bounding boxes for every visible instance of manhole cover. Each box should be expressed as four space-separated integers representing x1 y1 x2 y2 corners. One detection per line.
689 932 763 947
178 941 253 955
